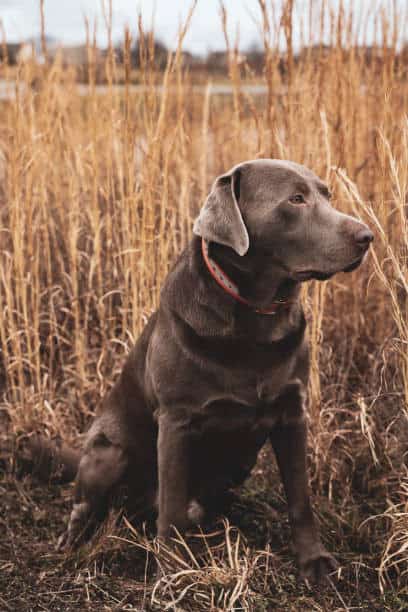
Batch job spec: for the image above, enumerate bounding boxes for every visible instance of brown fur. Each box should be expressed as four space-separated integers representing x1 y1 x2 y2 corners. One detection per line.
32 159 373 583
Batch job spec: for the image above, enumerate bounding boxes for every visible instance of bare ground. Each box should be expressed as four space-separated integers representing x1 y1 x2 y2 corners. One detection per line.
1 419 406 612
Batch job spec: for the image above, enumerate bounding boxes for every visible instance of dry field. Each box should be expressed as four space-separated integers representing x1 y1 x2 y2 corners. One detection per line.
0 1 407 610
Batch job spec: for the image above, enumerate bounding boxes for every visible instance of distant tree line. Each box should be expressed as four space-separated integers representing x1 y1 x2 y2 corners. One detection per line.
2 33 408 79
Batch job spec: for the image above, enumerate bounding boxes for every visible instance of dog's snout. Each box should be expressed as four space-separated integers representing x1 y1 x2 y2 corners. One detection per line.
354 227 374 249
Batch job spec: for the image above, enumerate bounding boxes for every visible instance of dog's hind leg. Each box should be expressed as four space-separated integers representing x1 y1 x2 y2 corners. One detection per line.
58 432 127 550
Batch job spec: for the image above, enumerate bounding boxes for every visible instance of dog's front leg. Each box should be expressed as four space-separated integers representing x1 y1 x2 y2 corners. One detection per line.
157 411 190 540
269 383 338 584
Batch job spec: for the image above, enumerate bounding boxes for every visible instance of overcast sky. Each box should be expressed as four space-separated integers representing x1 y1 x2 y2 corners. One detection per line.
0 1 405 54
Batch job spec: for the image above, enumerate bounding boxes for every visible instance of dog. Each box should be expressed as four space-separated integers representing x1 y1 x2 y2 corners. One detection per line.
31 159 373 583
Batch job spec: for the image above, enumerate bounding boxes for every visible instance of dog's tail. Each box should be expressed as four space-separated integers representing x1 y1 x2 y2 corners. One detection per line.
17 434 80 483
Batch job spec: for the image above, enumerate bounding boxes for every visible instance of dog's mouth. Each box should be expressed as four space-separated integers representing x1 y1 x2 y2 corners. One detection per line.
293 256 365 282
292 269 334 282
341 256 364 273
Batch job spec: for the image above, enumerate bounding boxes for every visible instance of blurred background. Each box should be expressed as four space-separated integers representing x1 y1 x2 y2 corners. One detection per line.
1 0 407 80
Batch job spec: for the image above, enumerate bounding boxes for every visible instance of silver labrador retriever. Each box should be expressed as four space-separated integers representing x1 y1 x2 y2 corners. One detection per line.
39 159 373 583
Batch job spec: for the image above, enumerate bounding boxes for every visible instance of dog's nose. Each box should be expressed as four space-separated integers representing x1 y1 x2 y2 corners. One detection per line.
355 228 374 249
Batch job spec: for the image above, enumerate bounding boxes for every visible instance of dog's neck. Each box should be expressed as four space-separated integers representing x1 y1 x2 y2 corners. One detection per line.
208 241 301 310
166 237 305 344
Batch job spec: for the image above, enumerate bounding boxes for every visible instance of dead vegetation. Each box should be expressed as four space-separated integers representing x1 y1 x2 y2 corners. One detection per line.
0 0 407 609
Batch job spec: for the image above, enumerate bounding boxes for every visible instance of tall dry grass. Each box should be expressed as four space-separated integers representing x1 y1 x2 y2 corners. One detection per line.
0 0 407 602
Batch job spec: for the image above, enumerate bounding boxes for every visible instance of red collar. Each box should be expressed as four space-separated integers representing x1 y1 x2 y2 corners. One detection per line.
201 239 292 315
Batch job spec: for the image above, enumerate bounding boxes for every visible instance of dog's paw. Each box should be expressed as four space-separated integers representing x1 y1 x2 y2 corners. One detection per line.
56 526 82 552
187 499 205 526
56 531 69 552
299 550 339 585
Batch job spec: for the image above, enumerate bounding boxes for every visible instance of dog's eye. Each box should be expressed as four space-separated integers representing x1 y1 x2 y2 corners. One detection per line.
289 194 306 205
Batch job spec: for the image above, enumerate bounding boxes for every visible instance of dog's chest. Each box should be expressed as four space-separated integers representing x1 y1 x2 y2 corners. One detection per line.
191 357 296 434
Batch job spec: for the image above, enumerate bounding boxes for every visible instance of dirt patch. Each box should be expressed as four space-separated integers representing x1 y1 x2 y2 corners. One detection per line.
1 441 406 611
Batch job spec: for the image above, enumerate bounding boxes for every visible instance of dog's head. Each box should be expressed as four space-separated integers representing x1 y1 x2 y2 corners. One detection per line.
193 159 373 281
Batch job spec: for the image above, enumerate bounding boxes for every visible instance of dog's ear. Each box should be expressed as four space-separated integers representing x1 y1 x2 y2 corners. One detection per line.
193 168 249 256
